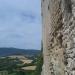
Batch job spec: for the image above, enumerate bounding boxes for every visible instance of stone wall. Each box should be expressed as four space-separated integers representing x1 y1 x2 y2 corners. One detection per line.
42 0 75 75
62 0 75 75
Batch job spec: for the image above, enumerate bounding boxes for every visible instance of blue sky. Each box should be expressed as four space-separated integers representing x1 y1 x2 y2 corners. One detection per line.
0 0 41 50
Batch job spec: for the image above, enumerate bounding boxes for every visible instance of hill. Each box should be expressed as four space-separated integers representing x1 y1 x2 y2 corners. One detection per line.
0 48 40 57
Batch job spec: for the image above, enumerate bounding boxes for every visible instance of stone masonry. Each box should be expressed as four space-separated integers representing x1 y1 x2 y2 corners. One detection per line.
41 0 75 75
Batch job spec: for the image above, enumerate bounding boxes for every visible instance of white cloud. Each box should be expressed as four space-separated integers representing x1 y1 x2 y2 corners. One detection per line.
0 0 41 49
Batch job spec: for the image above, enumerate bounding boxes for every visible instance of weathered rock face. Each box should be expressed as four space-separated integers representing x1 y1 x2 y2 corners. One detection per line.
41 0 75 75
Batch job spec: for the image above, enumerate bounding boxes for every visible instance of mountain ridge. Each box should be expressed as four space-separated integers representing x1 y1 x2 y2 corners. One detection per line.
0 47 40 57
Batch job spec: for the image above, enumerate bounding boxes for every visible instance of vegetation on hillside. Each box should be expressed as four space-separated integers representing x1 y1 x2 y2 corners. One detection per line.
33 43 43 75
33 53 43 75
0 45 43 75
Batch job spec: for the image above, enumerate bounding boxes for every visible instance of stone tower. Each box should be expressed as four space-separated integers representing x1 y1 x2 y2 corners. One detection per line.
41 0 75 75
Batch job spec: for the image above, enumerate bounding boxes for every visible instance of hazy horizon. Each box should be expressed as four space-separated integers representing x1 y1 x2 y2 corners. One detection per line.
0 47 41 50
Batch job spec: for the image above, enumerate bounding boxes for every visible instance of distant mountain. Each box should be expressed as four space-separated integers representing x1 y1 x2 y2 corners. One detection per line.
0 48 40 57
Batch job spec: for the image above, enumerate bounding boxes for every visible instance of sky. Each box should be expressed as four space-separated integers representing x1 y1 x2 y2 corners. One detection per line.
0 0 41 50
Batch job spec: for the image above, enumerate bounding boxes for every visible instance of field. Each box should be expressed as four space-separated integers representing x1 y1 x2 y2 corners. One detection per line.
0 55 36 75
0 51 43 75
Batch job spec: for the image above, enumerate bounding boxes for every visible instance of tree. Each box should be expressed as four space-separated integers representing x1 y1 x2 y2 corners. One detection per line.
33 42 43 75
